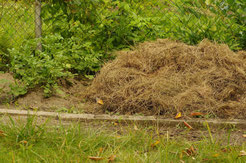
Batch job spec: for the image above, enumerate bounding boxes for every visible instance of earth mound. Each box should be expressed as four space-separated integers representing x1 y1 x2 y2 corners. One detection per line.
85 39 246 118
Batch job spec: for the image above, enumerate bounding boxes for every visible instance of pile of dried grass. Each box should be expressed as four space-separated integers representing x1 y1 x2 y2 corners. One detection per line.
85 39 246 118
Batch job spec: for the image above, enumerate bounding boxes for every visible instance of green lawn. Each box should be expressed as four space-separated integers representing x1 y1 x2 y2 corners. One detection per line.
0 116 245 162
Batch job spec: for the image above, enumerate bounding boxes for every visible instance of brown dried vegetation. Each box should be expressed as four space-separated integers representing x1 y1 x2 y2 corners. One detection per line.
85 39 246 118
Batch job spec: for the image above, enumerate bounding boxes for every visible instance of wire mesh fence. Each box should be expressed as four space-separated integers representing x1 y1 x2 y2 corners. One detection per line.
0 0 245 51
0 0 35 47
0 0 50 50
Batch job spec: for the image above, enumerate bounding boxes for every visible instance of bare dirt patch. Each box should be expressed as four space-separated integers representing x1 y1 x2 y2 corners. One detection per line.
16 78 103 113
0 76 101 114
85 39 246 119
0 73 14 103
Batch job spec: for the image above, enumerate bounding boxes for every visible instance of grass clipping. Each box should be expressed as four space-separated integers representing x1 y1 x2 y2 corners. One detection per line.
85 39 246 118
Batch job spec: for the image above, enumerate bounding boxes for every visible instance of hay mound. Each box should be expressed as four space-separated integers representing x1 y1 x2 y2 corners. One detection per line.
85 39 246 118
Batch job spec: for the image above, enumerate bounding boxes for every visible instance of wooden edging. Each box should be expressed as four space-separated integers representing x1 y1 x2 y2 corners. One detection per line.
0 109 246 129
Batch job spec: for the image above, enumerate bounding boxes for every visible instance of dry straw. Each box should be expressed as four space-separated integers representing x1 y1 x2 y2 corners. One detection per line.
85 39 246 119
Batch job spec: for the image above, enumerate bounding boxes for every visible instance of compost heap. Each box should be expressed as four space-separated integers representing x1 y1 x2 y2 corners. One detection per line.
85 39 246 119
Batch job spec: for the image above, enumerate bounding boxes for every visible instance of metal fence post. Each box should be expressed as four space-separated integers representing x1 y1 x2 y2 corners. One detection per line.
35 0 42 51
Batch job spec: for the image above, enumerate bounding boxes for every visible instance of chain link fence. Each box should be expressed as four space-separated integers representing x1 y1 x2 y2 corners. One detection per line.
0 0 45 50
0 0 35 47
0 0 245 51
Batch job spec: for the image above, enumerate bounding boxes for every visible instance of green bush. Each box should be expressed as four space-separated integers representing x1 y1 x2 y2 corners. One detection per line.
9 32 105 96
168 0 246 50
42 0 157 50
9 36 69 97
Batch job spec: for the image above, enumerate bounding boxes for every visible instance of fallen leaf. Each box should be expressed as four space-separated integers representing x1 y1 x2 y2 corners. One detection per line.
0 130 5 137
113 122 118 126
115 135 121 139
182 151 189 156
180 160 185 163
213 153 219 157
99 147 103 153
175 112 182 119
190 112 204 117
88 156 104 161
190 146 196 154
183 121 193 129
239 150 246 157
221 147 231 153
243 134 246 138
151 140 160 148
20 140 28 144
202 158 212 161
185 146 196 156
96 97 104 105
108 155 116 162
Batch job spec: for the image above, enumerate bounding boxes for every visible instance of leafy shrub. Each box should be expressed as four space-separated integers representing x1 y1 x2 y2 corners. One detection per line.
9 36 68 97
150 0 246 50
42 0 157 50
9 31 105 96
